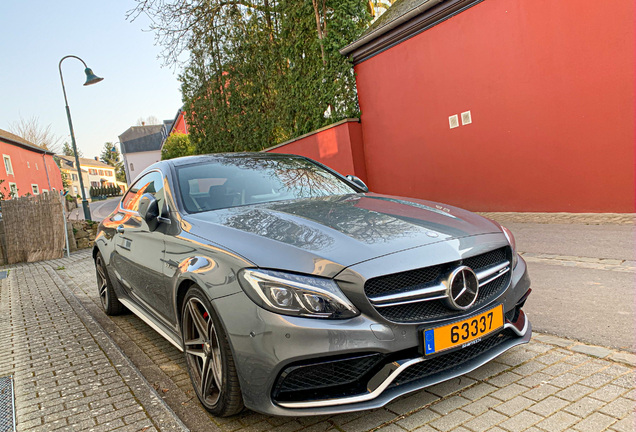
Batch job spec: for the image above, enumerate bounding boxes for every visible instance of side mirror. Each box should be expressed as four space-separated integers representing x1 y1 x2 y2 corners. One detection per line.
346 175 369 193
138 193 160 231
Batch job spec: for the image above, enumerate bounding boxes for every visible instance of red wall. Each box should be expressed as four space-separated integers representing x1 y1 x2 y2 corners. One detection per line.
355 0 634 212
266 119 368 181
0 141 63 197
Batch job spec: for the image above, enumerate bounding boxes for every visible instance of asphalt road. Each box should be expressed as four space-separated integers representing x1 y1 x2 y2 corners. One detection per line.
507 222 634 351
90 196 120 221
69 196 120 221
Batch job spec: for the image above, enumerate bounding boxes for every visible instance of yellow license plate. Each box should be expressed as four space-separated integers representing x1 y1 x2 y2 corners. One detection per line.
423 305 504 355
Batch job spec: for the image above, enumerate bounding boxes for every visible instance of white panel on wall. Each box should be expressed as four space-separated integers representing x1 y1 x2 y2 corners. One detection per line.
461 111 472 125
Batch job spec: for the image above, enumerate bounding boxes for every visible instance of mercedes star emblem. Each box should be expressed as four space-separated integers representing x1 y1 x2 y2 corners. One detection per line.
445 266 480 310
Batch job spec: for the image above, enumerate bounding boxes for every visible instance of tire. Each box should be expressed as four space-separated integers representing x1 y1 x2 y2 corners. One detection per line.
95 251 124 316
181 285 244 417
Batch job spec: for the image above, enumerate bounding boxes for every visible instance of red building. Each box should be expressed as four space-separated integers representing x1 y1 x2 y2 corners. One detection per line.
338 0 634 212
0 128 63 198
170 108 188 135
161 107 189 141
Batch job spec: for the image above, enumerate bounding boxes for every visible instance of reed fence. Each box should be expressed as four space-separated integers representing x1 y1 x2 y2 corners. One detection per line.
1 193 66 264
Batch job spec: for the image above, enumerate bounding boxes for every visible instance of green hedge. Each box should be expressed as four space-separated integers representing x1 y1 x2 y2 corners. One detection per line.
89 185 122 198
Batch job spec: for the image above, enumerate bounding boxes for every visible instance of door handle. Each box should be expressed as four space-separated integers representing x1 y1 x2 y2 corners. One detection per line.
116 225 125 234
161 259 180 268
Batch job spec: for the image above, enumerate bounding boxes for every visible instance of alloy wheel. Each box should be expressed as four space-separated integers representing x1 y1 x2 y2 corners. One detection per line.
96 255 109 309
183 297 223 406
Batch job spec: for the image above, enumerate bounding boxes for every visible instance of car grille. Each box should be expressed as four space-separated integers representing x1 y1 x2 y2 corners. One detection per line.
365 247 511 323
390 329 516 388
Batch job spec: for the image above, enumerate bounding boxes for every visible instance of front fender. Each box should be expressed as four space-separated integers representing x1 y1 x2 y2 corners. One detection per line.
168 250 254 327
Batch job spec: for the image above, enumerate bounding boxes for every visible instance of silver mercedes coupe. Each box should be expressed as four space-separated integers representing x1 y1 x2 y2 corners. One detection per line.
93 153 531 417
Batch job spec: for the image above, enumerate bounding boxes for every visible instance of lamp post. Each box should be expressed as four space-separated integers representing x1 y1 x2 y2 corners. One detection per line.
59 55 103 221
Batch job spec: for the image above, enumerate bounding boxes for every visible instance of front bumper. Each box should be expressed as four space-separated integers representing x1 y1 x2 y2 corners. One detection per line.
213 256 531 416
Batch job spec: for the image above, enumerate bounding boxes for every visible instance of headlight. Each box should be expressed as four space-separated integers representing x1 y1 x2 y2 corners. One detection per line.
500 225 519 268
238 269 359 319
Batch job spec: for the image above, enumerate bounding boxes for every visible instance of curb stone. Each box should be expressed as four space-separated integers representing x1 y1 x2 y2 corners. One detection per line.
477 212 635 225
520 252 636 273
533 333 635 366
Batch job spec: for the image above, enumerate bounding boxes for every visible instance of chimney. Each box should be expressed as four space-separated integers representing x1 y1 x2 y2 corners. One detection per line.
94 157 98 161
142 121 146 126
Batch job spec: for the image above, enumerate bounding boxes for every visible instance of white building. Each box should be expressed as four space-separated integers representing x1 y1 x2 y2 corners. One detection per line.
119 124 168 184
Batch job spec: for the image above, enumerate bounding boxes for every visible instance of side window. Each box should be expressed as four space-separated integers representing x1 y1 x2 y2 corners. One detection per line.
121 171 165 213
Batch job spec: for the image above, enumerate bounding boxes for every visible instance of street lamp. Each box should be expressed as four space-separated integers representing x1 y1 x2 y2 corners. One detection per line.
58 55 103 221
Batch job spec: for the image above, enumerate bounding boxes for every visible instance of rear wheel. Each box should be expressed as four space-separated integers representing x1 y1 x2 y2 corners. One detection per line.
181 286 244 417
95 252 124 315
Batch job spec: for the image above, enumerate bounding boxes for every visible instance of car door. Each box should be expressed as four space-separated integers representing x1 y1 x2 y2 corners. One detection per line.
112 170 169 318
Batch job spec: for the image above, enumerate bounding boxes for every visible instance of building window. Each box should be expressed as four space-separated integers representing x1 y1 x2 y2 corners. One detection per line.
72 173 78 181
89 168 98 175
73 186 78 195
3 155 14 175
42 189 48 195
31 184 39 195
91 181 99 187
9 183 17 197
98 169 104 176
130 162 134 172
106 170 113 177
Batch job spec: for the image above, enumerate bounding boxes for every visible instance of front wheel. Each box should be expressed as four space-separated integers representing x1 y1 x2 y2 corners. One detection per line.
181 286 244 417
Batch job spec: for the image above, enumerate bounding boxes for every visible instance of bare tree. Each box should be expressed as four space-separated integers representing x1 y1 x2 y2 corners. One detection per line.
8 116 63 153
136 116 161 126
369 0 397 19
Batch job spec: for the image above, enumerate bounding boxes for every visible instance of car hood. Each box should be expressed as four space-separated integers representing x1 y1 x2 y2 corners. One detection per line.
184 193 502 276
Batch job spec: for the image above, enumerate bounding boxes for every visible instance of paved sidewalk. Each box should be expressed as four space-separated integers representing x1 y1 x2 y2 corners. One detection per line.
1 251 629 432
0 257 187 432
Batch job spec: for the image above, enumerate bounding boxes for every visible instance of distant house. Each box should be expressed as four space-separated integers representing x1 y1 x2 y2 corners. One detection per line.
57 156 88 198
119 124 166 184
57 155 119 198
0 128 63 198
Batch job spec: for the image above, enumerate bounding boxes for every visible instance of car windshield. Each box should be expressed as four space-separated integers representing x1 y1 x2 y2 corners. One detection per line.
176 156 357 213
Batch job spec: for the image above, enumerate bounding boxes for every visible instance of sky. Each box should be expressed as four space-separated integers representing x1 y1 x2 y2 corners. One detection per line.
0 1 183 159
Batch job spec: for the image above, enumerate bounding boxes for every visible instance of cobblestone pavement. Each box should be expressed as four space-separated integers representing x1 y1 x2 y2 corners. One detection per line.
1 251 629 432
0 256 187 432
